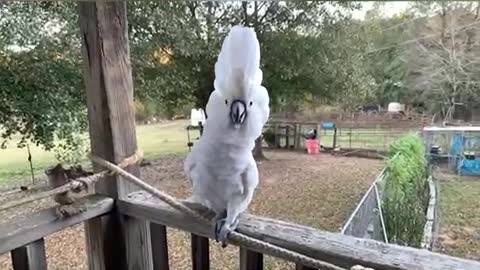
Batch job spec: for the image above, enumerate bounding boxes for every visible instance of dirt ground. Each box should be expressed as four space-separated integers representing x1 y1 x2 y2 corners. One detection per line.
0 150 382 270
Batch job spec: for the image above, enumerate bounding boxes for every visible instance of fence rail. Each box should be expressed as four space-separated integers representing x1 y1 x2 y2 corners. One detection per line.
0 195 113 255
1 191 480 270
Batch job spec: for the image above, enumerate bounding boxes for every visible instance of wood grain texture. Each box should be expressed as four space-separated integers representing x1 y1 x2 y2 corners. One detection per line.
191 234 210 270
295 264 316 270
84 217 106 270
240 248 263 270
151 224 169 270
0 195 113 254
11 238 47 270
78 2 152 270
117 191 480 270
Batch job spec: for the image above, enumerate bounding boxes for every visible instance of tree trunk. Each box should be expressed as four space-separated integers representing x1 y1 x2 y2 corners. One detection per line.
253 136 266 160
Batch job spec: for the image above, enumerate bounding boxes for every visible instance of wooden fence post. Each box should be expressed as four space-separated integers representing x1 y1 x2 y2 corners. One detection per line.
240 248 263 270
78 2 154 270
191 234 210 270
11 239 47 270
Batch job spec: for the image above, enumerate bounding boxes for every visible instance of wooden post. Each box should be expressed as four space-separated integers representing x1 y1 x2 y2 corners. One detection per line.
151 224 169 270
295 264 316 270
274 123 280 148
333 128 337 149
78 2 153 270
295 124 301 150
240 248 263 270
191 234 210 270
285 125 290 149
11 239 47 270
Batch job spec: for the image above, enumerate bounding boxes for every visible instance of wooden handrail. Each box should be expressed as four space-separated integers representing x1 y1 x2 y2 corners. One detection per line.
117 191 480 270
0 195 113 254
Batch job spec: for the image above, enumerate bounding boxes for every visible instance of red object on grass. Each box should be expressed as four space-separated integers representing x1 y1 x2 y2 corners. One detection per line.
306 139 319 154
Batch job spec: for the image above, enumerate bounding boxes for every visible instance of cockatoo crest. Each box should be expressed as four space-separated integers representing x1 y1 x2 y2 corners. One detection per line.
214 25 262 99
203 25 269 145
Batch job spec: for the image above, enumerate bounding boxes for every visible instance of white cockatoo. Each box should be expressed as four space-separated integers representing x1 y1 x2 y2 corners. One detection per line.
184 25 270 246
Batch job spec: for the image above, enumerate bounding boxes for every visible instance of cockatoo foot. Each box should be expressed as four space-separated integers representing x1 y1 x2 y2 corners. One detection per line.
214 218 230 247
214 215 241 248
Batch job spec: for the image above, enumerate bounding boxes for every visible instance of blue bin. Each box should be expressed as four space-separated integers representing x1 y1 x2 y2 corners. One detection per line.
321 122 335 129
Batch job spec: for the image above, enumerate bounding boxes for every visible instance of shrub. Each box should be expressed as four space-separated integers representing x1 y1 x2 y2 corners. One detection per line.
54 132 89 166
382 132 429 247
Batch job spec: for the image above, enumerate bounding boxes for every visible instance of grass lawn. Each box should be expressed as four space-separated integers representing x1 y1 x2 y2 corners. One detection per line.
437 174 480 260
0 120 198 183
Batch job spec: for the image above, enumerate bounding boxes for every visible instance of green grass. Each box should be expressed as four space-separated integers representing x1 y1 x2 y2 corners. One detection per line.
439 176 480 259
0 120 199 183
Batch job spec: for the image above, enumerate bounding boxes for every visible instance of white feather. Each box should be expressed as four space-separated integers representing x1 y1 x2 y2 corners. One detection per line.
184 25 270 238
214 25 261 98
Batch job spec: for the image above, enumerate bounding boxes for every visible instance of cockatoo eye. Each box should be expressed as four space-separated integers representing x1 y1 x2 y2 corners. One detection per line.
249 101 253 106
225 99 228 105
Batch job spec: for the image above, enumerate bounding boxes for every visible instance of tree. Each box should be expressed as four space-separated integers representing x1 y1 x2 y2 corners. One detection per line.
406 2 480 118
361 6 414 106
0 2 86 151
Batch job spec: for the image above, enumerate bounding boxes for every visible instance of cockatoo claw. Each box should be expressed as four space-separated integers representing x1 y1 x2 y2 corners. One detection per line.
214 218 230 247
214 215 241 248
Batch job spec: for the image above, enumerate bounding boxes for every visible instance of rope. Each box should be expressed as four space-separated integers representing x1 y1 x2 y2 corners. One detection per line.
0 152 142 213
90 155 346 270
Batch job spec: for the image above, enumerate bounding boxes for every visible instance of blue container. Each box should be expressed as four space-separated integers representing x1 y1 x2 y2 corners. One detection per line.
321 122 336 129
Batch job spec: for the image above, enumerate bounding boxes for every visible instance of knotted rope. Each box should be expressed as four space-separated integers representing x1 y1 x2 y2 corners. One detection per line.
0 151 142 213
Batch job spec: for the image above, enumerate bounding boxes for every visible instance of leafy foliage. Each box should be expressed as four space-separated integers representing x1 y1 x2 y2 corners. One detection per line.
0 2 85 151
382 133 429 247
53 132 89 166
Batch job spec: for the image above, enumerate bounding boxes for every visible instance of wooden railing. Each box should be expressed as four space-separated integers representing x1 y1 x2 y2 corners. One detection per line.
2 192 480 270
0 195 113 270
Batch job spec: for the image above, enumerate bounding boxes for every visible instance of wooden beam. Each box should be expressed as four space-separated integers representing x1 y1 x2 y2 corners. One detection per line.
117 191 480 270
295 264 316 270
191 234 210 270
0 195 113 254
151 224 169 270
84 217 107 270
11 238 47 270
78 2 153 270
240 248 263 270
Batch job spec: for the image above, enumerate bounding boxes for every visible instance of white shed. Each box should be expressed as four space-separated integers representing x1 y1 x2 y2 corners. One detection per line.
387 102 405 113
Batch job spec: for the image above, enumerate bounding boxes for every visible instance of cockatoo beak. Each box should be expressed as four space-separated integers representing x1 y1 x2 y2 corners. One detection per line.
230 99 247 129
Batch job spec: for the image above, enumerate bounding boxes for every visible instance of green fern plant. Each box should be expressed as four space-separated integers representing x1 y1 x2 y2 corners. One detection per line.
382 133 429 247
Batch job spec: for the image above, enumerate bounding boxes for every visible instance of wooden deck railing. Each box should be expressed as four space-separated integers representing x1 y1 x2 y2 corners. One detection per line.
2 192 480 270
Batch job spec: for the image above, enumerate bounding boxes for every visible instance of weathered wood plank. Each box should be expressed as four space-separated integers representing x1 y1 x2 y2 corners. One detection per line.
78 2 153 270
125 216 154 270
84 217 106 270
117 191 480 270
151 223 169 270
240 248 263 270
295 264 316 270
11 238 47 270
0 195 113 254
191 234 210 270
